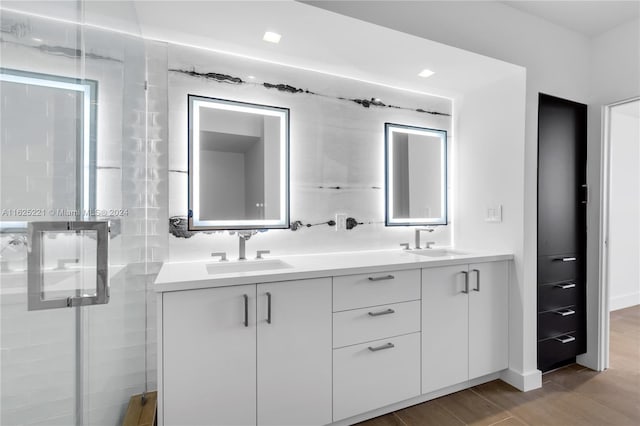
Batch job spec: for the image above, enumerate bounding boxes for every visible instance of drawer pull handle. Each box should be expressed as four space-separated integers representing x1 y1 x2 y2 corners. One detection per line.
555 335 576 344
554 309 576 317
243 294 249 327
368 308 395 317
554 283 576 289
553 257 577 262
266 292 272 324
461 271 469 294
368 275 395 282
472 268 480 292
368 342 395 352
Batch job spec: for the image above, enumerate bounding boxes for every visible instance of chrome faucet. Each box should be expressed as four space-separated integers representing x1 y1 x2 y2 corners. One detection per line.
237 231 253 260
414 227 434 249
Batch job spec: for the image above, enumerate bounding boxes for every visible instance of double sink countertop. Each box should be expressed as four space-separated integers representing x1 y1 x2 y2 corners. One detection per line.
155 248 514 292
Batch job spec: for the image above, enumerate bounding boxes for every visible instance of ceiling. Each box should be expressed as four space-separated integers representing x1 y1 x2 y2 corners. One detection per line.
130 1 522 99
501 1 640 37
1 0 524 98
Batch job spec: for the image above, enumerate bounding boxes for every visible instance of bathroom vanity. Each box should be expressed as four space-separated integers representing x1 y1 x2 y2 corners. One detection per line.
155 249 512 426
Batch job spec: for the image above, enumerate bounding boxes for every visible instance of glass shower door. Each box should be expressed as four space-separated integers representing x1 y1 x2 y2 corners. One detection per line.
0 2 152 424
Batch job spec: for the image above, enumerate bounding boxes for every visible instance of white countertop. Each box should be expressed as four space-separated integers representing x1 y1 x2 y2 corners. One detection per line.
154 248 513 293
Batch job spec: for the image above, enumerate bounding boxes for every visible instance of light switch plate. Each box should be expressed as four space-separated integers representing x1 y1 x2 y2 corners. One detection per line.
335 213 347 231
485 205 503 223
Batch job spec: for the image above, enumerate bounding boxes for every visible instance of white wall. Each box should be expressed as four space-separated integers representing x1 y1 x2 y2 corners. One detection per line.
454 72 528 386
608 104 640 311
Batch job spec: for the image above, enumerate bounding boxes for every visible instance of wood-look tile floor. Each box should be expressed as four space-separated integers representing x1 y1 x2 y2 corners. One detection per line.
357 305 640 426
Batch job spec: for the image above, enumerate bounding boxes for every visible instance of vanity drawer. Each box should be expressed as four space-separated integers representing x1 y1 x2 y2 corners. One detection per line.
538 307 579 340
333 269 420 312
333 301 420 348
538 332 581 372
538 281 580 312
538 254 579 285
333 332 421 421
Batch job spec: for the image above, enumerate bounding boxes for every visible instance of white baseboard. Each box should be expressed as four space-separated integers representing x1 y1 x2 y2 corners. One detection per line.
500 368 542 392
610 292 640 311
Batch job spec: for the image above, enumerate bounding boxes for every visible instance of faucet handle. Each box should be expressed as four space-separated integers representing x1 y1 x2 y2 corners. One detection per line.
425 241 436 249
256 250 270 259
56 258 79 270
400 243 411 250
211 252 228 262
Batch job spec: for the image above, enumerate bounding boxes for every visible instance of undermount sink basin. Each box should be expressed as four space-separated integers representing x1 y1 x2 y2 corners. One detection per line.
412 249 468 257
206 259 293 275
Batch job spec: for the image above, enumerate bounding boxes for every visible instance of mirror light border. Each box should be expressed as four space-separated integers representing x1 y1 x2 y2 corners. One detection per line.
0 68 97 232
187 94 290 231
385 122 448 226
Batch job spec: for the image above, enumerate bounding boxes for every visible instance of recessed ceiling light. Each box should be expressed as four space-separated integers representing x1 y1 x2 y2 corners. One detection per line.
32 37 43 42
263 31 282 44
247 75 256 80
418 69 435 78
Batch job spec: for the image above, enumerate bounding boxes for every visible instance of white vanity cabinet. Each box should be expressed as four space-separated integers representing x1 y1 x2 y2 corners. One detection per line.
156 252 513 426
421 261 509 394
160 278 332 426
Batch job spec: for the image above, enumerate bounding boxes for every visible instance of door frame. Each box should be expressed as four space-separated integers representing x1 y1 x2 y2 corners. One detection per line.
597 96 640 371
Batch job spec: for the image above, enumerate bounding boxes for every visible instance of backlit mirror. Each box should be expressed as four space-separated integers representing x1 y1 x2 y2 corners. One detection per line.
188 95 290 230
0 68 97 231
385 123 447 226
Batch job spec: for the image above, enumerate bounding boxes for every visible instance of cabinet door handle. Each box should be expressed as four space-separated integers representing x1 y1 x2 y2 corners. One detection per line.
368 342 395 352
243 294 249 327
368 308 395 317
553 257 576 262
581 184 589 204
266 292 272 324
555 335 576 344
461 271 469 294
554 308 575 317
554 283 576 289
472 268 480 292
368 275 395 282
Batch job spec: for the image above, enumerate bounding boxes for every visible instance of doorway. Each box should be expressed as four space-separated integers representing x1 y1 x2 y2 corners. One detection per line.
600 97 640 369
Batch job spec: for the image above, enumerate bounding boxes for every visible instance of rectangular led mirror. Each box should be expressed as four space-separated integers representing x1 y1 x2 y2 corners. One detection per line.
0 68 97 231
188 95 290 230
385 123 447 226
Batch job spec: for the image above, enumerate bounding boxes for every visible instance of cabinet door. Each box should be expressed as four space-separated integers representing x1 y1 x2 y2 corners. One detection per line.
163 285 257 426
468 261 509 378
257 278 332 426
422 265 469 394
